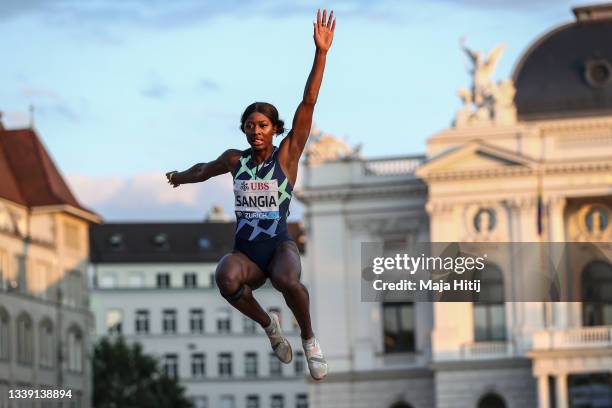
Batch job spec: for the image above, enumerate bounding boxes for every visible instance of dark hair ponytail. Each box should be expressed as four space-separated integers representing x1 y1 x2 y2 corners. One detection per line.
240 102 285 135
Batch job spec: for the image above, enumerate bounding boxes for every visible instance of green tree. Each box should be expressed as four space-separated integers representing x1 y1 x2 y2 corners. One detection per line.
93 336 193 408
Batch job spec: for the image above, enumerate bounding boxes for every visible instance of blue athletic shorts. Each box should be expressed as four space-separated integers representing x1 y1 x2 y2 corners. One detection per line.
233 232 293 274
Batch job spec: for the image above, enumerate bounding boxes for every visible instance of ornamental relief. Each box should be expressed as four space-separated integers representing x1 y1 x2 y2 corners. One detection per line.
569 203 612 242
461 202 508 242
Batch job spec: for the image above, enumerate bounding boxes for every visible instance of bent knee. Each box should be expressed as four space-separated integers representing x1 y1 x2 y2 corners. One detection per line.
215 256 245 294
271 275 303 293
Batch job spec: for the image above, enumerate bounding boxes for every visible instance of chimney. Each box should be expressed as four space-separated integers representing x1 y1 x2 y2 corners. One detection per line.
573 4 612 22
0 111 4 130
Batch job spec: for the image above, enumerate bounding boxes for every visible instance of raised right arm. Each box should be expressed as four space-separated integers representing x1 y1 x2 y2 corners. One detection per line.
166 149 241 188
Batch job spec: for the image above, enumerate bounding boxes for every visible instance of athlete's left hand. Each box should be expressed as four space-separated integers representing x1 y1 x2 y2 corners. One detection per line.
166 171 180 188
314 9 335 52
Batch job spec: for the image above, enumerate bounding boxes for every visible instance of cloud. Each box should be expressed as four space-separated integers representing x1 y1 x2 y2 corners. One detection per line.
19 85 81 123
66 171 235 221
21 86 59 99
0 0 413 28
1 0 583 26
440 0 550 7
0 0 52 21
40 104 81 122
3 111 31 128
141 81 170 99
66 170 304 221
0 0 253 25
67 174 125 204
2 0 586 47
200 79 220 91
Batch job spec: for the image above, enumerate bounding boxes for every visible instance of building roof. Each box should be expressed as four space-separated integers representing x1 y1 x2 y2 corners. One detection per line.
513 5 612 120
0 126 98 219
89 221 306 263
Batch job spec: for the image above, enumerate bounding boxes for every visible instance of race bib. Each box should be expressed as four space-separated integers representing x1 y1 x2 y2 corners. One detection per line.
234 180 280 220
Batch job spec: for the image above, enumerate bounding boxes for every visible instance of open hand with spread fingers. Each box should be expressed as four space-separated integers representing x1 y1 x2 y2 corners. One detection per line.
314 9 336 52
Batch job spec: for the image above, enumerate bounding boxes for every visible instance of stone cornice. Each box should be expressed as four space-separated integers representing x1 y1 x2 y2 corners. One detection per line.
422 159 612 182
430 357 531 371
428 116 612 144
535 116 612 133
423 167 533 181
543 160 612 175
428 123 533 144
0 196 28 212
527 347 612 359
295 182 427 203
31 204 102 224
315 367 434 383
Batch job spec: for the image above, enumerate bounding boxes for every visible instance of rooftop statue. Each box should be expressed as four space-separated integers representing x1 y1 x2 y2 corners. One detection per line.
304 125 361 165
455 39 517 128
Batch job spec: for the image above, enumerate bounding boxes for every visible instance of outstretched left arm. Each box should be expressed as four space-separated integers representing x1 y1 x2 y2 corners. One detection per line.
280 9 336 170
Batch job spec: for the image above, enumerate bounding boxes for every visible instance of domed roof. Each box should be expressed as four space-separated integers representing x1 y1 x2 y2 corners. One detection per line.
513 5 612 121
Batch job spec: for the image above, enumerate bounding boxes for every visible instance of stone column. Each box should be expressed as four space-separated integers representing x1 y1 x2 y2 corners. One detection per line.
548 196 569 323
548 196 566 242
537 375 550 408
556 373 569 408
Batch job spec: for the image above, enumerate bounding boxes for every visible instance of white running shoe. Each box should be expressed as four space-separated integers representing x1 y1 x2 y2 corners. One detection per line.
302 336 328 380
264 312 292 364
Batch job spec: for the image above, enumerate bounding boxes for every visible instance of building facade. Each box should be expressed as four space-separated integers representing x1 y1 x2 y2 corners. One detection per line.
89 222 310 408
0 124 101 408
300 5 612 408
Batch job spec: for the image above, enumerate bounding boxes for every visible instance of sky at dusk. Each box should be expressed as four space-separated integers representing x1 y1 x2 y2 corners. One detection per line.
0 0 598 221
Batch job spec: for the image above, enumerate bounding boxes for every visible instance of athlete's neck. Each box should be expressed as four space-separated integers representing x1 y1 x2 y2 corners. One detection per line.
251 145 275 165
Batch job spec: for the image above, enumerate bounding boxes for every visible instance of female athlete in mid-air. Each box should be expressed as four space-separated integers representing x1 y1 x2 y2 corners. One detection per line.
166 9 335 381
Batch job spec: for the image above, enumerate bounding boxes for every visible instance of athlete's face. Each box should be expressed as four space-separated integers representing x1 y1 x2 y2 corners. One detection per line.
243 112 276 151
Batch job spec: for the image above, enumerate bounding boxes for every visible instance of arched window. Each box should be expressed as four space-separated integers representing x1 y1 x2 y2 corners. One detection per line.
67 326 83 372
582 261 612 326
477 393 506 408
39 318 54 368
473 265 506 342
16 313 33 364
0 308 9 361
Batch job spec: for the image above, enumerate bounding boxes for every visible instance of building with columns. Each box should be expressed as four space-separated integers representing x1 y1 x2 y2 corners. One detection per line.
0 123 101 408
299 4 612 408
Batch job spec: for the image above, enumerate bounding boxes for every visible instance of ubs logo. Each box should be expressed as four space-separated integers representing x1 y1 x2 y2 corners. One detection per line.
240 181 249 191
251 182 270 190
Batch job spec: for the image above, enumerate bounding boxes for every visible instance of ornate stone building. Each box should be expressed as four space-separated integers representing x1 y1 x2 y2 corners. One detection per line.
300 4 612 408
0 123 101 408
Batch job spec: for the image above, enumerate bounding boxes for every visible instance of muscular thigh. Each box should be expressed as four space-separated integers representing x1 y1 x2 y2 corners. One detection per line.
268 240 302 285
216 251 268 290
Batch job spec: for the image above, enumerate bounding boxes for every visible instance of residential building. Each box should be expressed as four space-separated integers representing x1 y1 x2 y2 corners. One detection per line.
0 123 101 408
